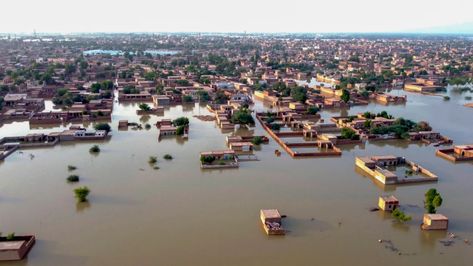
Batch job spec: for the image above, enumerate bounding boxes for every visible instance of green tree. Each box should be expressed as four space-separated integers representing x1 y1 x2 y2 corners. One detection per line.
94 123 111 132
139 103 151 111
172 117 189 127
340 127 358 140
392 208 412 223
182 95 193 103
425 188 443 214
231 108 254 125
200 155 216 164
90 83 102 93
307 106 319 115
176 125 186 135
197 90 211 102
74 186 90 202
67 175 80 183
144 71 157 81
290 87 307 103
89 145 101 153
270 123 281 131
251 136 263 145
341 89 350 103
214 91 229 104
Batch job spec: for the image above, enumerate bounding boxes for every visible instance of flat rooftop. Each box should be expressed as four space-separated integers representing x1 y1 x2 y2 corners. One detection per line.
0 241 25 251
261 209 281 219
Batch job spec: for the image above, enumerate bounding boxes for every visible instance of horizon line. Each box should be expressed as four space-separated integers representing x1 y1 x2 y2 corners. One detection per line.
1 31 473 36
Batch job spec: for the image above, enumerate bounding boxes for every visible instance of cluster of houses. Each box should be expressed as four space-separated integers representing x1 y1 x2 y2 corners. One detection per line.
378 196 449 231
404 78 445 93
0 126 110 161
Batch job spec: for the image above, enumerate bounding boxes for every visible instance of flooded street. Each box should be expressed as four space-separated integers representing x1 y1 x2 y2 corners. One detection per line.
1 90 472 266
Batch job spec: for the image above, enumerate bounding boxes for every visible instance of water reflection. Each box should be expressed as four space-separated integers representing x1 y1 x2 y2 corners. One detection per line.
76 201 91 212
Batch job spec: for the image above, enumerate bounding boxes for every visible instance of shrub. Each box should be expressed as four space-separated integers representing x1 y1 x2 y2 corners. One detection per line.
307 106 319 115
139 103 151 111
270 123 281 131
145 124 151 130
148 156 158 164
163 154 173 160
392 208 412 223
340 127 358 140
200 155 215 164
182 95 193 103
74 186 90 202
443 96 450 101
68 165 77 171
176 125 185 135
252 136 263 145
89 145 100 153
172 117 190 127
231 108 254 125
94 123 111 132
6 233 15 240
67 175 80 183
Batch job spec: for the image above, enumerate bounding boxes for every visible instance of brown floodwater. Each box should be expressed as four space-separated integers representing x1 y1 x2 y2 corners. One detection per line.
0 89 473 266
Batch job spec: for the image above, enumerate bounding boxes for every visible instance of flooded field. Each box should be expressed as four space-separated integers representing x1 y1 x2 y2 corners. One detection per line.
1 90 472 266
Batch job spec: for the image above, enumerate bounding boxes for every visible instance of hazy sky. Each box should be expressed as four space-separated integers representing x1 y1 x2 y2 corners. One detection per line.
2 0 472 33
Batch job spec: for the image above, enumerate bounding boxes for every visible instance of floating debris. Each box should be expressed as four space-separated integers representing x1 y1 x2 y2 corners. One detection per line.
440 240 454 247
370 207 380 212
378 240 400 253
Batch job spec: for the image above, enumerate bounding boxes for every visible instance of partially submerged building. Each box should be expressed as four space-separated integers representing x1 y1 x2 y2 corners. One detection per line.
355 155 438 185
260 209 285 235
200 150 239 169
0 235 35 261
378 195 399 211
421 214 449 230
436 145 473 162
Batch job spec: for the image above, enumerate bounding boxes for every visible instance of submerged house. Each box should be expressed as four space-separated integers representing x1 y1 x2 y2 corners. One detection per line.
229 142 254 153
260 209 285 235
436 144 473 162
0 235 35 261
73 129 108 140
200 150 239 169
355 155 438 185
422 214 449 230
378 196 399 211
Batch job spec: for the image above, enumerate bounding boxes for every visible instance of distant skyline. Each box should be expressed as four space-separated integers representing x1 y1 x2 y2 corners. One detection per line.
2 0 473 34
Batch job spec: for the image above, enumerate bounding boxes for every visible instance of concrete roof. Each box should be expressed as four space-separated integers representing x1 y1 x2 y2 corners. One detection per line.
0 240 24 251
261 209 281 219
425 214 448 221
